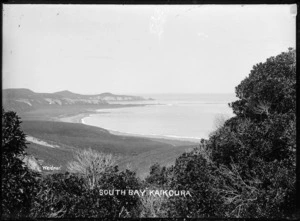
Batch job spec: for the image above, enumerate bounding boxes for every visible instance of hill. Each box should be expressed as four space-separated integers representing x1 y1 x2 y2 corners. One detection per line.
22 120 195 178
3 88 150 113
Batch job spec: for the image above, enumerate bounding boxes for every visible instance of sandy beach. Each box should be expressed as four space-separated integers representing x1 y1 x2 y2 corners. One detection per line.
57 111 198 145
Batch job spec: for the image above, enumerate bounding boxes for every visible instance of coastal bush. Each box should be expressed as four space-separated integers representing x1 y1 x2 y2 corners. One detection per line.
30 168 142 218
1 108 38 219
155 48 296 218
230 48 296 120
145 163 173 187
29 173 85 218
141 164 174 217
138 185 171 218
2 108 142 219
205 48 296 217
97 168 142 218
67 148 117 189
167 150 223 218
209 157 296 218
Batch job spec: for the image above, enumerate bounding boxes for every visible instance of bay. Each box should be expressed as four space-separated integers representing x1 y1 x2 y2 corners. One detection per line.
82 93 237 142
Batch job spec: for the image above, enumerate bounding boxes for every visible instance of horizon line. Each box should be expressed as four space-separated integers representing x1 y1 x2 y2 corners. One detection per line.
2 87 236 95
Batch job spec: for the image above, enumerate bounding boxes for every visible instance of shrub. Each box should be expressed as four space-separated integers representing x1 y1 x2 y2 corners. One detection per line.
230 48 296 120
167 151 223 218
142 164 174 217
206 49 296 217
1 109 38 219
160 48 296 218
30 173 86 218
145 163 173 187
31 168 142 218
67 148 117 189
97 168 142 218
138 185 170 218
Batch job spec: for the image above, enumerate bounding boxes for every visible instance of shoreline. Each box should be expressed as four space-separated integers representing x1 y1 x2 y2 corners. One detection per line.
107 129 200 143
58 111 199 144
54 104 148 123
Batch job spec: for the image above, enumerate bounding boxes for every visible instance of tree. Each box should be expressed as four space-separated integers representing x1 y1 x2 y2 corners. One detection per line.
211 49 296 167
142 163 174 217
31 168 142 218
162 48 296 218
145 163 170 187
206 48 296 218
230 48 296 120
168 150 223 218
67 148 117 189
97 168 142 218
1 108 38 219
30 173 86 218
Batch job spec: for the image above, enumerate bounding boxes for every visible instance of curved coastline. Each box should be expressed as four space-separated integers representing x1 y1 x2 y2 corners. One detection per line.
82 113 200 143
106 129 201 143
58 111 200 143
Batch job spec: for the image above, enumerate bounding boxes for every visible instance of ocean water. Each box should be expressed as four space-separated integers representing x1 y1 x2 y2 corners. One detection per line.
82 94 237 142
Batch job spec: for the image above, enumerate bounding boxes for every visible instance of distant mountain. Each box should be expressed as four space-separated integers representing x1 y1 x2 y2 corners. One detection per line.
53 90 83 98
2 88 150 113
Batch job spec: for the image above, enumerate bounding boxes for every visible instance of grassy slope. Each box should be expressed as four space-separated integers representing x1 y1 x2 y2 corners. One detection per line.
22 120 196 178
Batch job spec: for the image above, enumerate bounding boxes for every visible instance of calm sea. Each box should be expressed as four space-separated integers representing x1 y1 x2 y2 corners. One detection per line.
82 94 237 142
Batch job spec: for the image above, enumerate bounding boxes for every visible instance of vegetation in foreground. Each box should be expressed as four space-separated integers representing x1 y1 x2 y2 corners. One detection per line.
21 120 193 178
1 49 297 219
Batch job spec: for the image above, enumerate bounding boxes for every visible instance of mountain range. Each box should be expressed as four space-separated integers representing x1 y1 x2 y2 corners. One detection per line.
3 88 151 113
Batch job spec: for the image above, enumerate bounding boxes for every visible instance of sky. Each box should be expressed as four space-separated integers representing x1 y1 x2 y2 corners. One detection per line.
2 4 296 95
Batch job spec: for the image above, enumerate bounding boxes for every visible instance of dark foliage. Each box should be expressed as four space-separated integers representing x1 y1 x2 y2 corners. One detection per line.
230 48 296 120
29 173 86 218
144 48 296 218
145 163 172 187
2 108 142 219
97 167 142 218
205 49 296 217
30 168 142 218
1 109 38 219
167 151 223 218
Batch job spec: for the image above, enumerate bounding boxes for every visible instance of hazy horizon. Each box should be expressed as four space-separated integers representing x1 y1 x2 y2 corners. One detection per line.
3 87 236 96
3 4 296 95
